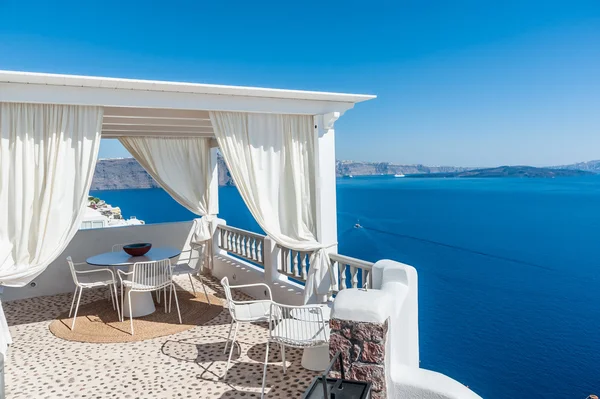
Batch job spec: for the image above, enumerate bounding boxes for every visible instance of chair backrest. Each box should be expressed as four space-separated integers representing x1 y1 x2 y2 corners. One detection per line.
188 242 207 273
112 244 127 252
130 259 172 291
220 277 235 316
268 303 329 347
66 256 79 285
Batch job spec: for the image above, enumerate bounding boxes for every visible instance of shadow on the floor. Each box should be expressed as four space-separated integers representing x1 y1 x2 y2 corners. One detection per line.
162 337 240 363
198 273 227 300
214 362 316 397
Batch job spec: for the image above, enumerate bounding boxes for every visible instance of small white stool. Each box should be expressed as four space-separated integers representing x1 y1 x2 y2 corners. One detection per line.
291 303 333 371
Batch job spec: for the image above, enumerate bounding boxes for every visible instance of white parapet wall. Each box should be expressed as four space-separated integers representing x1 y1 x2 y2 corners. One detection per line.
331 259 483 399
3 221 195 301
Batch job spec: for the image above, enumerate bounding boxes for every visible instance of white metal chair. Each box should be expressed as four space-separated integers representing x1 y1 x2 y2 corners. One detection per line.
172 242 211 304
67 256 121 330
111 243 128 252
117 259 182 335
261 302 330 398
220 276 273 380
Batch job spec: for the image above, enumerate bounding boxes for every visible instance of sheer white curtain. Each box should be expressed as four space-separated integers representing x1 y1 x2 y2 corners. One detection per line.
119 137 218 246
0 102 103 353
210 111 335 304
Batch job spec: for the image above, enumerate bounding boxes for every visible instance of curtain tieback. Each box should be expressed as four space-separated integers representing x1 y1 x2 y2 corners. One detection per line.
191 215 218 247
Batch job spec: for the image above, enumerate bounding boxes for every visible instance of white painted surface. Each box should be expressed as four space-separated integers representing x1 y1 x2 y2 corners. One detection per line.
331 260 482 399
314 113 340 253
0 70 375 103
3 221 195 301
0 71 375 119
390 366 482 399
308 113 340 303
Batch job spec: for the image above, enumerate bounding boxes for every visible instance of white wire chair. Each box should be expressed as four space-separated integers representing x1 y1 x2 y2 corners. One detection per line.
117 259 182 335
261 302 330 398
111 243 128 252
67 256 120 330
220 276 273 380
171 242 211 303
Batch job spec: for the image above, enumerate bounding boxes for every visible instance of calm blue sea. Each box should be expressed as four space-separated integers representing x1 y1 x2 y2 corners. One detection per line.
91 176 600 398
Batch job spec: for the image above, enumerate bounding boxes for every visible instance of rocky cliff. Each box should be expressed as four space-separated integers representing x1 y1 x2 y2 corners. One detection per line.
336 160 469 176
553 160 600 173
90 157 596 191
91 157 233 190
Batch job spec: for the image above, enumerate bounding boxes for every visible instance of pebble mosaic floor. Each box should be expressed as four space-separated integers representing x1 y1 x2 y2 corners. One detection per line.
4 275 319 398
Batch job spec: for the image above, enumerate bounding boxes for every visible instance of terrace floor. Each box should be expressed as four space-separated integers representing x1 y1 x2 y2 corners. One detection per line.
4 274 318 398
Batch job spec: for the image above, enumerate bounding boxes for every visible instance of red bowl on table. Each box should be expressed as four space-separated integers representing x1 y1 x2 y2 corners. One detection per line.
123 243 152 257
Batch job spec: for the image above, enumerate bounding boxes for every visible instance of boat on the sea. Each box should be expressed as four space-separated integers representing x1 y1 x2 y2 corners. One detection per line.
394 173 405 178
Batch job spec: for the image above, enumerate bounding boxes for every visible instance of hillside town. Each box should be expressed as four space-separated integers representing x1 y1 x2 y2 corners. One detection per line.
80 196 145 229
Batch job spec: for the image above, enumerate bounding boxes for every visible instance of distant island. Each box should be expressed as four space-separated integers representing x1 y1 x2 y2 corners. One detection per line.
90 157 599 191
404 166 593 178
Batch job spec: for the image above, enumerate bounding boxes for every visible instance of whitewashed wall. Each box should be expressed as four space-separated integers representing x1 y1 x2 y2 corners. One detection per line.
3 221 194 301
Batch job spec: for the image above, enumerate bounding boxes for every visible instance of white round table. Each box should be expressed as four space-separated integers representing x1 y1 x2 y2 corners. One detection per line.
291 304 332 371
86 247 181 318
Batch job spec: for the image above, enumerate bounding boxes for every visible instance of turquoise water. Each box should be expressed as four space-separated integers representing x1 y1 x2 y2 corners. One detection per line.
91 176 600 398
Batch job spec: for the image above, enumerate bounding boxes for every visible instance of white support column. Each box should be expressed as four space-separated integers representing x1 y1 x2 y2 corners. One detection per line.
314 112 340 254
209 145 220 215
263 237 282 283
207 146 220 271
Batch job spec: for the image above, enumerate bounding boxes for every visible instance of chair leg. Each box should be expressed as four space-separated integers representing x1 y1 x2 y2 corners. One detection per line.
200 277 211 305
113 284 121 322
171 283 182 324
261 341 270 399
128 291 134 335
71 287 83 331
281 345 286 374
120 283 124 322
169 284 173 313
69 286 79 317
223 321 239 380
164 286 167 313
109 285 115 310
223 319 235 354
188 274 196 295
156 289 161 304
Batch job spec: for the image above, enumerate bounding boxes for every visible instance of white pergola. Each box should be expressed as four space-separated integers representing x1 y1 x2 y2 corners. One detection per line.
0 70 375 259
0 70 373 137
0 70 375 358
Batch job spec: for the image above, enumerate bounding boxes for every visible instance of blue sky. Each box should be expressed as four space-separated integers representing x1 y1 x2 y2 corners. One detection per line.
1 1 599 166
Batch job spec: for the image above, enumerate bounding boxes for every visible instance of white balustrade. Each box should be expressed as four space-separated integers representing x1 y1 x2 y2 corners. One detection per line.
216 223 374 296
329 253 374 296
277 246 312 282
216 225 265 266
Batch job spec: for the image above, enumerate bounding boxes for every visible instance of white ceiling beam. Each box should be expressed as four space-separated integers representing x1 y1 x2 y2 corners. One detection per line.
102 116 213 127
101 130 215 138
101 125 213 133
103 107 211 119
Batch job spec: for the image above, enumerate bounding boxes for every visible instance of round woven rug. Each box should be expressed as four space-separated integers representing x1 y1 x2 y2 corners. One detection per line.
49 291 223 343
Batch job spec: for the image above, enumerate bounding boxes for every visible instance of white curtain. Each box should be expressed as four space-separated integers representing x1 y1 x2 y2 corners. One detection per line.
119 136 218 247
210 111 335 304
0 102 103 353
